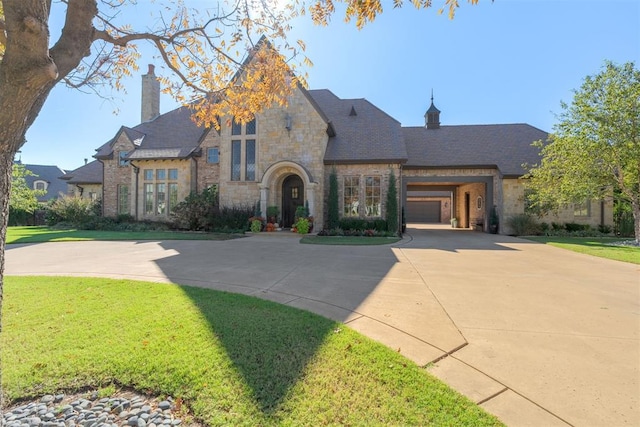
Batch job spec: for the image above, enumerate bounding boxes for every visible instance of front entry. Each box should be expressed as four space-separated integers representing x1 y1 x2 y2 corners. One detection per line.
282 175 303 227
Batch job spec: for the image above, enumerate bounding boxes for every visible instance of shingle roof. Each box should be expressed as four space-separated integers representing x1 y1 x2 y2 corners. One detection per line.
403 124 548 176
95 106 206 160
23 164 68 201
308 89 408 164
61 160 103 185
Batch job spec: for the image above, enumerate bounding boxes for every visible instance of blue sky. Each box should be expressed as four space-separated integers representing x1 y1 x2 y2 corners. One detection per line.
20 0 640 171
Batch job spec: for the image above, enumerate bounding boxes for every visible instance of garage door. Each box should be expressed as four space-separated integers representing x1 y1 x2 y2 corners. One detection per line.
406 201 441 223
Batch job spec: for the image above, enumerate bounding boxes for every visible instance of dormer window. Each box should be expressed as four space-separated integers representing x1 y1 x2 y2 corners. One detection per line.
34 180 47 191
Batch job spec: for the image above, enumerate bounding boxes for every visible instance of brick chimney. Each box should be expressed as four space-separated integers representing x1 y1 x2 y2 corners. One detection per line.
141 64 160 122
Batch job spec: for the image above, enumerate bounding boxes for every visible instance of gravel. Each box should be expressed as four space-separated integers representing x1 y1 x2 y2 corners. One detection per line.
2 391 201 427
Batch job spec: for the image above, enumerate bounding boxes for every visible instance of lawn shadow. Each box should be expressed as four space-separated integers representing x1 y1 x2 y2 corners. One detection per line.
152 237 399 414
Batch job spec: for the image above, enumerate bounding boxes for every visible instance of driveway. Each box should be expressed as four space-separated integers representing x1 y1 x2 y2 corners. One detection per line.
5 226 639 426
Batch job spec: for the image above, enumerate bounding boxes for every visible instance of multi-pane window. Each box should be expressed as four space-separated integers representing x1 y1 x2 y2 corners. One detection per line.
365 176 381 217
230 117 257 181
34 181 47 191
574 200 590 217
144 183 154 215
168 183 178 212
117 185 129 215
207 148 219 164
143 168 179 216
246 139 256 181
344 176 360 216
119 151 129 167
231 140 241 181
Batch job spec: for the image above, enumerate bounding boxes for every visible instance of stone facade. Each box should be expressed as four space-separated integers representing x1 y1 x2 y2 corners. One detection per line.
101 134 135 217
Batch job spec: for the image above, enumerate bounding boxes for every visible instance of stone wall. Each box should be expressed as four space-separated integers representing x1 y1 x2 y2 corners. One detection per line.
101 134 134 217
455 182 487 229
326 163 402 230
502 178 614 234
67 183 102 200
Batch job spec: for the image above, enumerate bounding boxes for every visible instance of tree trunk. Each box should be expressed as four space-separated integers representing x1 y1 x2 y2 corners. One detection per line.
632 199 640 246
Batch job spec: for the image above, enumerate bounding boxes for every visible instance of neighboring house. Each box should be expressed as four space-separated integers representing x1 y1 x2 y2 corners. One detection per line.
20 163 68 203
60 159 103 201
91 56 613 234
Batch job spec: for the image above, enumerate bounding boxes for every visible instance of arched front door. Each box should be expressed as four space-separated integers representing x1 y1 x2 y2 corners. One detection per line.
282 175 303 227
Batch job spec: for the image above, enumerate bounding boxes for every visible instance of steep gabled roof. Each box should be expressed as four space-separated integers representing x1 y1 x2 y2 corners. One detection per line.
95 106 206 161
23 164 68 202
60 160 103 185
403 124 548 176
308 89 408 164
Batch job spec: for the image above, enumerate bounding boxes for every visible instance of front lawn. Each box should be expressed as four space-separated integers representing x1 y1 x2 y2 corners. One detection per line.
524 236 639 264
2 276 501 426
6 226 240 244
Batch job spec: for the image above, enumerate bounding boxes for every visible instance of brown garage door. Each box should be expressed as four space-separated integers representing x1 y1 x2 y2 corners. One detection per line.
406 201 441 223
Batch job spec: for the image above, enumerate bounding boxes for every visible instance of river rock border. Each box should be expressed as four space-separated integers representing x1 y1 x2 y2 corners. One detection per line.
2 389 203 427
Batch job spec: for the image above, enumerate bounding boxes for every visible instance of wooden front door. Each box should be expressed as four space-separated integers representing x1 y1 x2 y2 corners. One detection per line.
282 175 303 227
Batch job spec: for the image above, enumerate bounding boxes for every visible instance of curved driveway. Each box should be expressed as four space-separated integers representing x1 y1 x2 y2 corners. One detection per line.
5 225 639 426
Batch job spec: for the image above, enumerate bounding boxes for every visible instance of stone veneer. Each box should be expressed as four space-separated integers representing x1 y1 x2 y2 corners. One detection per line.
101 134 135 217
326 163 402 229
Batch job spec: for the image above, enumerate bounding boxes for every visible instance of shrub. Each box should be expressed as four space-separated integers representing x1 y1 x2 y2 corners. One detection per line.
327 168 339 230
250 219 263 233
506 214 541 236
386 169 398 233
295 217 311 234
564 222 591 233
598 224 613 234
46 196 99 225
171 187 218 231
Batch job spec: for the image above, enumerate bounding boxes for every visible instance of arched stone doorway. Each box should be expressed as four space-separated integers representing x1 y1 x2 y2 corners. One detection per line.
259 161 319 229
282 174 304 227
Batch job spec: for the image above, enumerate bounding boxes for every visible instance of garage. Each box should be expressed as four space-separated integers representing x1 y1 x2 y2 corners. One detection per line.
406 200 441 223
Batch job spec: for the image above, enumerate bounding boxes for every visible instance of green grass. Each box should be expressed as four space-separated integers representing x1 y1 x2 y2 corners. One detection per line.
6 226 240 244
524 236 640 264
300 235 401 245
2 276 502 426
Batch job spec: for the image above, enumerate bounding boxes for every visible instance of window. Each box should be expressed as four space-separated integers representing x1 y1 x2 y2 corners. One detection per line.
231 120 242 136
168 183 178 212
574 200 590 217
168 169 178 180
117 185 129 215
246 118 256 135
119 151 130 167
365 176 381 217
344 176 360 217
34 180 47 191
144 183 154 215
231 140 241 181
156 169 166 180
207 148 219 164
156 183 166 215
245 139 256 181
144 169 153 180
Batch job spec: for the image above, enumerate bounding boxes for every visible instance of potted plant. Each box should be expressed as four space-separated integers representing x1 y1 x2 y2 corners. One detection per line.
450 217 458 228
266 206 279 225
489 205 499 234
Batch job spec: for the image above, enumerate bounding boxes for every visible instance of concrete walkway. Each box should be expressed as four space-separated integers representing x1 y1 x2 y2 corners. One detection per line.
5 225 639 426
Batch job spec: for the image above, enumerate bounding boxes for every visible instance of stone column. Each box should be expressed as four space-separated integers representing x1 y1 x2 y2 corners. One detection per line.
259 185 269 218
306 183 317 217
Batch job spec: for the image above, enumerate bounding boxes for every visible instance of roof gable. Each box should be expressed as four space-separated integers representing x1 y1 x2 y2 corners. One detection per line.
308 89 407 164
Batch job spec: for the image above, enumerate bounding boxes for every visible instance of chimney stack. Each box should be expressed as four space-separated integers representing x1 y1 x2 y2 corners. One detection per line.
141 64 160 122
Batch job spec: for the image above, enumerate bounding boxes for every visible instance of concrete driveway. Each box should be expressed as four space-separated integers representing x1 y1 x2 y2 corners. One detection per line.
5 225 639 426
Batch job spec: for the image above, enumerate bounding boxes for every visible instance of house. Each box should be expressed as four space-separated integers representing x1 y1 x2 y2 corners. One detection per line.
90 60 613 234
19 162 68 203
60 159 103 201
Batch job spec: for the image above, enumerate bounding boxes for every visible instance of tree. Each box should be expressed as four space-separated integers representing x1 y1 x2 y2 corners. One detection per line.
327 166 339 229
525 61 640 245
0 0 482 397
9 163 45 225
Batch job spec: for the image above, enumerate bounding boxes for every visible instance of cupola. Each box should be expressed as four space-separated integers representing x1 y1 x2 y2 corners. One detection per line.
424 90 440 130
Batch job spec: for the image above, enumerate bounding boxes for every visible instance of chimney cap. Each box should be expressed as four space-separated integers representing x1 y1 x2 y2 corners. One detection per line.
147 64 155 75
